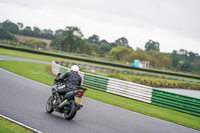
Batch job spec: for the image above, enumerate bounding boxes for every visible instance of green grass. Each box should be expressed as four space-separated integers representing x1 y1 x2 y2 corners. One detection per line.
0 60 200 130
0 61 54 86
0 46 200 82
0 117 32 133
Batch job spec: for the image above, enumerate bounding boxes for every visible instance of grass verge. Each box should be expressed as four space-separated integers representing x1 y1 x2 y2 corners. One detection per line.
0 117 32 133
0 61 54 86
0 60 200 130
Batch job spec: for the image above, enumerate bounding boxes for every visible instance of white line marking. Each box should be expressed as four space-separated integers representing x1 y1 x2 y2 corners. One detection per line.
0 114 43 133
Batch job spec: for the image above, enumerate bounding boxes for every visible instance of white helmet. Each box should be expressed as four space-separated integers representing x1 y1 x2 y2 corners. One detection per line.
71 65 79 72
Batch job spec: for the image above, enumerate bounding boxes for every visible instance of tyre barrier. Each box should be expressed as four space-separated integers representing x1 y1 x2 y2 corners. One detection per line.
52 61 200 116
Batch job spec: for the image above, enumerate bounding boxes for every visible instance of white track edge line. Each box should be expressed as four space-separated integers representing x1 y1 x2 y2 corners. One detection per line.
0 114 43 133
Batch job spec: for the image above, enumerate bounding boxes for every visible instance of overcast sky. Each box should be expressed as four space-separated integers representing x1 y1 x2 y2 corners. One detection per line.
0 0 200 54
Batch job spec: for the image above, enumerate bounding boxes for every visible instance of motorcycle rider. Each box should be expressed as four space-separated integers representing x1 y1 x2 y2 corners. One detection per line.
54 65 82 104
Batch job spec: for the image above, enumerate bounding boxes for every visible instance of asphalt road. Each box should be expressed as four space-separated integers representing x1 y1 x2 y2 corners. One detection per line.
0 56 199 133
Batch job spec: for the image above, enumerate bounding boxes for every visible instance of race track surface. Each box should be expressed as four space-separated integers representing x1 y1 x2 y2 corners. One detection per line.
0 55 199 133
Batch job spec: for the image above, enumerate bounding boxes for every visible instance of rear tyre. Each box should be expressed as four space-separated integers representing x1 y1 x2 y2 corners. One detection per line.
46 96 54 113
64 99 78 120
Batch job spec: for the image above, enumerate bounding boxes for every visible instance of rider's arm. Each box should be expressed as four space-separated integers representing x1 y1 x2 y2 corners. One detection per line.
78 78 82 86
56 72 70 81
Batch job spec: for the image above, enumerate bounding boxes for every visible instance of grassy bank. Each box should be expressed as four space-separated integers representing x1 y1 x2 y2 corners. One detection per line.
0 60 54 86
0 60 200 130
0 117 32 133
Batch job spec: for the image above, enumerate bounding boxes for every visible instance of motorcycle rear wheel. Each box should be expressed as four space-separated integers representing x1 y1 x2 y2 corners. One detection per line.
46 96 54 113
64 99 78 120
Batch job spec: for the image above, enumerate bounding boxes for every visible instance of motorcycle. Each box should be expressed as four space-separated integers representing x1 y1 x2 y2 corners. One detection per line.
46 73 87 120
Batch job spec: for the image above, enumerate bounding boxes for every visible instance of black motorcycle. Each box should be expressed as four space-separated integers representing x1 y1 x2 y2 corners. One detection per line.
46 73 87 120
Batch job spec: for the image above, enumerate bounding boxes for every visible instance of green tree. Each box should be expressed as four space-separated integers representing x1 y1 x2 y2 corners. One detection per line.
2 20 19 34
160 55 173 68
61 26 84 52
145 39 160 52
180 61 193 72
148 50 172 68
188 52 197 62
87 35 100 44
100 39 108 44
50 37 64 50
115 37 129 47
54 29 64 38
25 38 46 49
33 27 41 37
77 40 97 55
171 50 180 68
125 48 149 62
17 22 23 31
0 27 16 40
110 46 133 60
195 60 200 72
98 42 112 56
41 29 54 39
22 26 32 36
110 42 117 48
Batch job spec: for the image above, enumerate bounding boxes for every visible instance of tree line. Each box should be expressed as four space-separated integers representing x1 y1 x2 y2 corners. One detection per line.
0 20 55 39
0 20 199 74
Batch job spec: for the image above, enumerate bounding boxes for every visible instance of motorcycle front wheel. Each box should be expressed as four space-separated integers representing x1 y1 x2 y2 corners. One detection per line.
46 96 54 113
64 99 78 120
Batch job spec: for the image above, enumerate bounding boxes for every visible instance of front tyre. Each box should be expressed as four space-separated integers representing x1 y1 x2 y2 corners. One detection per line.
46 96 54 113
64 99 78 120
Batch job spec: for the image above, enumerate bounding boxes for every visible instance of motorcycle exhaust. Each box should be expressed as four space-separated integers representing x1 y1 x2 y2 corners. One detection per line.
58 100 68 109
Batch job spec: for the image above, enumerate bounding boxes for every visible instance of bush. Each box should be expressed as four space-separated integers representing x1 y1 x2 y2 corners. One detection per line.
107 71 200 90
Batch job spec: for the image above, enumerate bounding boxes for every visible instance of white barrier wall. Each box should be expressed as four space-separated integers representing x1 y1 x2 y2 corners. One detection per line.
52 61 60 75
107 78 153 103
